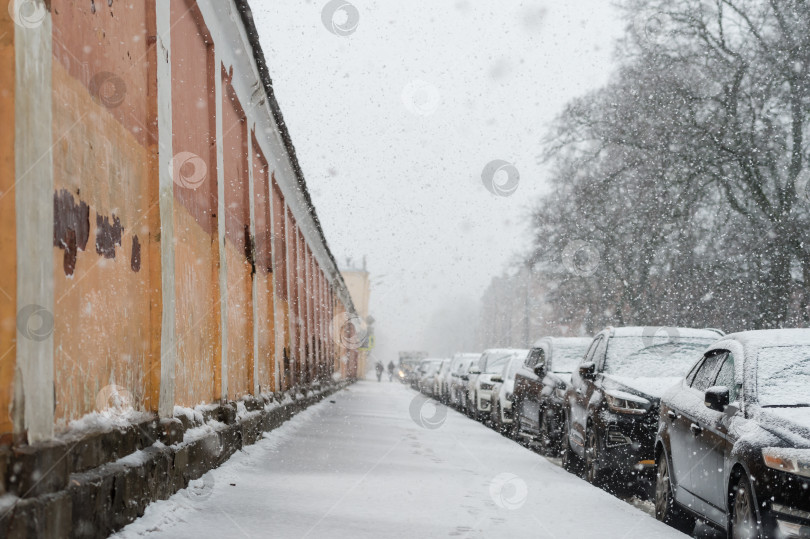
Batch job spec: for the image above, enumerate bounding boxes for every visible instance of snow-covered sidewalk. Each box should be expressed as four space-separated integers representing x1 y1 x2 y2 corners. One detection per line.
116 381 686 538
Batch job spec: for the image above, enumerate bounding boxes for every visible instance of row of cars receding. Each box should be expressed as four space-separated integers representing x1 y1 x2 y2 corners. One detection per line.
406 327 810 539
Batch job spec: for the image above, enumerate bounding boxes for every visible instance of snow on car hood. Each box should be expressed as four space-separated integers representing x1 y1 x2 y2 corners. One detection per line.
756 407 810 446
602 375 682 400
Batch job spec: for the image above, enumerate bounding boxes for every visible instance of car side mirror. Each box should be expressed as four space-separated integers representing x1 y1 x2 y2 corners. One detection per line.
533 362 546 377
469 367 481 375
578 362 596 380
490 374 503 383
461 374 469 381
579 361 596 380
704 386 730 412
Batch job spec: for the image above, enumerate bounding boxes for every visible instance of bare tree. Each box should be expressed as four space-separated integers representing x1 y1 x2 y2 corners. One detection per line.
530 0 810 331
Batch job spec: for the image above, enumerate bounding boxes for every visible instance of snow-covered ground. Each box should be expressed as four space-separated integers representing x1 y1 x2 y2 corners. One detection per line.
117 381 688 538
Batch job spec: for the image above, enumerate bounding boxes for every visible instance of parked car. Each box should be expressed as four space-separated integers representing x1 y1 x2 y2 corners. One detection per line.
451 354 480 409
400 351 428 385
513 337 592 452
562 326 723 489
467 349 527 421
434 358 455 402
413 359 435 390
418 359 444 396
655 328 810 538
489 350 529 433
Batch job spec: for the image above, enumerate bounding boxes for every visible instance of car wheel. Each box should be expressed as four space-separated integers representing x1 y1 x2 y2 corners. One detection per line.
514 409 527 443
537 408 551 454
561 415 583 475
584 428 605 486
654 451 696 534
730 475 761 539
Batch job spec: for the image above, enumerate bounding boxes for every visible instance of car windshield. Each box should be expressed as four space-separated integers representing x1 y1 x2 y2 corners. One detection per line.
484 354 511 374
603 337 715 378
757 346 810 407
552 343 590 373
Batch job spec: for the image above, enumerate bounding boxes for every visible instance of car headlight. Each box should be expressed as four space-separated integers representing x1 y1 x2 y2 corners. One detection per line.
762 448 810 479
480 382 494 391
605 392 648 415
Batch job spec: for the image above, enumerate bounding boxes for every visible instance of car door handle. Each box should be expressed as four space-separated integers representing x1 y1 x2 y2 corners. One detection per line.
690 423 702 435
667 410 677 421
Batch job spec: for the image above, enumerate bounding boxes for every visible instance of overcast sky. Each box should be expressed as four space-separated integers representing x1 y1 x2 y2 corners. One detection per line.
253 0 626 364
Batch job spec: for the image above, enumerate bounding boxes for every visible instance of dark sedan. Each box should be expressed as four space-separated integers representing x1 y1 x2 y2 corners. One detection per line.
513 337 591 453
655 329 810 538
562 326 723 490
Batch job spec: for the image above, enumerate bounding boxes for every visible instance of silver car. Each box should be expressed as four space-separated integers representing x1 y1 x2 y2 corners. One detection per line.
466 349 523 421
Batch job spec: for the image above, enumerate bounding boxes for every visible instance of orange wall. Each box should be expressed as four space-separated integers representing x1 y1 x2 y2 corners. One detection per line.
253 136 275 392
222 67 253 399
171 0 220 407
3 1 347 439
51 0 160 425
272 178 290 390
0 9 16 439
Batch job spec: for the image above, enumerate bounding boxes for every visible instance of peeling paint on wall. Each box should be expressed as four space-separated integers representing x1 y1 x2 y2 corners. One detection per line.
53 189 90 276
131 235 141 272
95 213 123 259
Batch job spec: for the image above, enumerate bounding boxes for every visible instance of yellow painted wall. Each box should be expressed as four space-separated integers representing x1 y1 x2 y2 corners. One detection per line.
173 203 220 406
256 272 275 393
225 241 253 399
51 61 156 425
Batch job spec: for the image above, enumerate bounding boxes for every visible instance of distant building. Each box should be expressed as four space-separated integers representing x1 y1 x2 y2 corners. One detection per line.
478 266 582 349
341 257 372 379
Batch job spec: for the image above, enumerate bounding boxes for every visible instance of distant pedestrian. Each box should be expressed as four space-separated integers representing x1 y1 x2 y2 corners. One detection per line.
375 361 384 382
387 361 395 382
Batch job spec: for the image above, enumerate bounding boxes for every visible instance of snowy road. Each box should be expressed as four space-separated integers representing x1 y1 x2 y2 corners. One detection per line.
118 381 688 538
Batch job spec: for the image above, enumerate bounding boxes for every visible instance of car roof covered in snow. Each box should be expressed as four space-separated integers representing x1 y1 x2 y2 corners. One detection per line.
721 328 810 349
604 326 724 339
453 352 481 360
531 336 592 348
481 348 520 355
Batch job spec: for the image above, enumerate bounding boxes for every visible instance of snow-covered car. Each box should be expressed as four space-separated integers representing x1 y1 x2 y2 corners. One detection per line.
562 326 723 488
655 328 810 537
418 359 444 396
466 349 525 421
451 354 480 409
433 358 455 402
413 359 434 390
489 350 529 433
513 337 592 452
